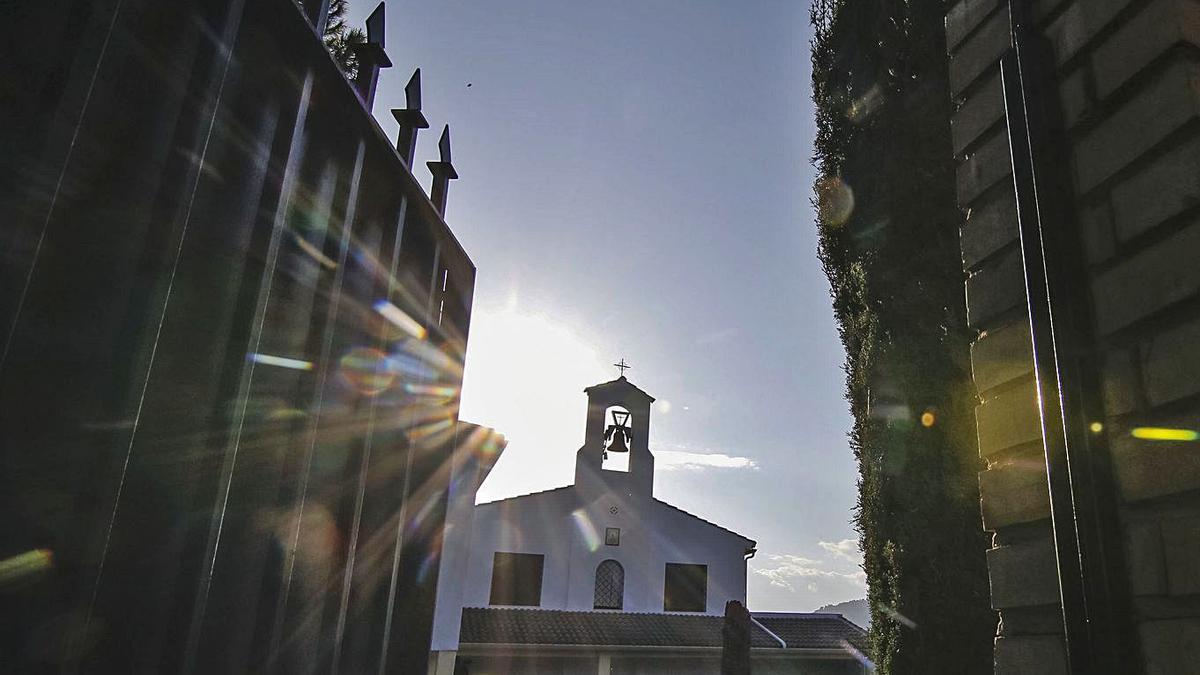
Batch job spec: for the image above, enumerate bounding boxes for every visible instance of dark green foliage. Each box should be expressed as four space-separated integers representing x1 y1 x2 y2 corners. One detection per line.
323 0 365 78
810 1 994 672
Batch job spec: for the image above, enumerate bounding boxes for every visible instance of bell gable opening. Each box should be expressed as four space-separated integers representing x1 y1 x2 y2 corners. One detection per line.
601 405 632 472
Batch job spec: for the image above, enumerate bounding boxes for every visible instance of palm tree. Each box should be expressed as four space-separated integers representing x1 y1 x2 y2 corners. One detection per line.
322 0 365 78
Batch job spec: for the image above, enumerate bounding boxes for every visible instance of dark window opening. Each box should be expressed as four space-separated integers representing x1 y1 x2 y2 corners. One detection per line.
663 563 707 612
489 552 543 606
594 559 624 610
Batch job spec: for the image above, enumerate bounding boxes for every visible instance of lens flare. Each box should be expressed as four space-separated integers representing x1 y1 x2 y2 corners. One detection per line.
571 509 601 553
1131 427 1198 441
920 411 935 428
846 85 885 124
267 406 308 420
875 602 917 629
409 491 443 532
385 350 439 380
373 299 427 340
1089 421 1104 433
839 639 876 671
0 549 54 588
416 551 439 585
249 353 314 371
292 233 338 270
816 176 855 226
403 383 459 398
338 347 394 395
410 417 454 442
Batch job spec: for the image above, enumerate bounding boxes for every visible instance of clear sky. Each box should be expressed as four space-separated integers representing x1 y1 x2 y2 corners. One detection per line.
351 0 862 612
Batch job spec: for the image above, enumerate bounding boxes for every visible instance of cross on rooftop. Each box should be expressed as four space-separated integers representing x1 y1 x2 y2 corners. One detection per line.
613 358 632 377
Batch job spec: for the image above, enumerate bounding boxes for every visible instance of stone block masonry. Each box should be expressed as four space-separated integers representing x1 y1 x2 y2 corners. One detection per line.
947 0 1200 671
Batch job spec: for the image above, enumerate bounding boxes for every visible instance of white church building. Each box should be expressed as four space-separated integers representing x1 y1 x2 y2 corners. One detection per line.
431 375 868 674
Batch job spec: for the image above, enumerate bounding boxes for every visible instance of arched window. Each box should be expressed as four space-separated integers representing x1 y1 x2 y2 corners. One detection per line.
594 559 624 610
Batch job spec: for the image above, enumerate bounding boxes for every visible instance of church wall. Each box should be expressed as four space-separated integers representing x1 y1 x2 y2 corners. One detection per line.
431 426 506 652
458 484 751 616
947 0 1200 671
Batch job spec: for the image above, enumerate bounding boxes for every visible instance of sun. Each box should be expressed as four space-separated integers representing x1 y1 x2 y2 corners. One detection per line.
459 304 611 502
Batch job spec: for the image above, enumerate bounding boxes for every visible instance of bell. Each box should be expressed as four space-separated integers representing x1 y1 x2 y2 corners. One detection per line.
602 409 632 454
605 427 630 454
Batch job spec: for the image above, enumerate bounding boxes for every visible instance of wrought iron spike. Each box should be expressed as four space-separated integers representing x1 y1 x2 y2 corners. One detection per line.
438 125 452 164
406 68 422 110
365 2 386 47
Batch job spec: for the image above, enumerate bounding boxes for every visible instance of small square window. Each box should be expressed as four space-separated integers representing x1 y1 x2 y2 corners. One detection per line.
489 552 544 606
605 527 620 546
664 563 707 612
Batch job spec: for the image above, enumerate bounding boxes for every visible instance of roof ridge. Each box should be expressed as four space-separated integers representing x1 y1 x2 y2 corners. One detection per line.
583 376 655 401
476 484 574 505
652 498 756 545
753 612 849 619
464 607 724 618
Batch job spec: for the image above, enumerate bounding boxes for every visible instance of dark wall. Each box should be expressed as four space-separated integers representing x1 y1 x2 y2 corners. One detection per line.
0 1 473 673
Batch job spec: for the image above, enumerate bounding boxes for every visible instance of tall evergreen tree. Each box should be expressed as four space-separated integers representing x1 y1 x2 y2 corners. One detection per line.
810 1 994 671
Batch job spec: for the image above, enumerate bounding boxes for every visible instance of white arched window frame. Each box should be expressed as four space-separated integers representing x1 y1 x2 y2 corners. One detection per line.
594 559 625 610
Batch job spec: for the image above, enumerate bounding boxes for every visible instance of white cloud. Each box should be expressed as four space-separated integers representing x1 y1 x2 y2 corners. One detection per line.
818 538 861 564
753 553 867 592
653 446 757 471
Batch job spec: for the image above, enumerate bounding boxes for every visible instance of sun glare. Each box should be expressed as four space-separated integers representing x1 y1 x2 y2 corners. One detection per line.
460 305 611 502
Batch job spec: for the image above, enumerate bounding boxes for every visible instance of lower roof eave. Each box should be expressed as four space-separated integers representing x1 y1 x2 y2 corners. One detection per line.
456 643 854 660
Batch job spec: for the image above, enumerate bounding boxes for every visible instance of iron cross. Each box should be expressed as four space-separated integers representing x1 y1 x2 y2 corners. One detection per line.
614 358 632 376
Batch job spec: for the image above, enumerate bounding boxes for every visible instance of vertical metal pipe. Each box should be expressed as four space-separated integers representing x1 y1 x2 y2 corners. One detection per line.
1001 1 1138 672
1001 47 1092 674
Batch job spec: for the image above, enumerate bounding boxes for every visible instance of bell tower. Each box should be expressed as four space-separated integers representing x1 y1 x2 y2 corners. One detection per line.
574 365 656 500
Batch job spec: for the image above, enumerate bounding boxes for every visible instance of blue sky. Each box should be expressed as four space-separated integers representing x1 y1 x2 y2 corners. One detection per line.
351 0 861 612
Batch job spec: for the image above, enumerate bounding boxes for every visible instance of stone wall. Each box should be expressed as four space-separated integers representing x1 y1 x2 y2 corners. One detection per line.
947 0 1200 672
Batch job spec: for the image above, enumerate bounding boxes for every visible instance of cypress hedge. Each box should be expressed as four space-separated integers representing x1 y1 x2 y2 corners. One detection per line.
809 1 994 671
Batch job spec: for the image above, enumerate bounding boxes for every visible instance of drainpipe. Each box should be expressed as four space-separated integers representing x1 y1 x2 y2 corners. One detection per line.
749 616 787 649
1000 1 1137 672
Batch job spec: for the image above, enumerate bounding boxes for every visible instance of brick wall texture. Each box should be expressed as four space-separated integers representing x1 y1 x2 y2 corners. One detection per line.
947 0 1200 672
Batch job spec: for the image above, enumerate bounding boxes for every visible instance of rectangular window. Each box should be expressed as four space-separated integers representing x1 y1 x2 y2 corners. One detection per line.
663 563 707 612
489 552 544 606
605 527 621 546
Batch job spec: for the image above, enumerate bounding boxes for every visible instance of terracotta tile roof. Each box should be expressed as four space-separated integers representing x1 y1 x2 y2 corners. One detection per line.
753 613 869 651
459 608 865 651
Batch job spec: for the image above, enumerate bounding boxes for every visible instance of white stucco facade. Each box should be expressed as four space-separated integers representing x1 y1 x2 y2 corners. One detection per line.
430 376 757 660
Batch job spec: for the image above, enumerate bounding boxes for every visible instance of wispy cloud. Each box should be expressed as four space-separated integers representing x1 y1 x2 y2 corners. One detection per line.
753 552 866 593
819 538 861 563
653 445 757 471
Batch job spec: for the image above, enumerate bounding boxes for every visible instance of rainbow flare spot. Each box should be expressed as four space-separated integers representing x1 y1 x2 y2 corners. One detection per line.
571 509 601 553
1131 427 1198 442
